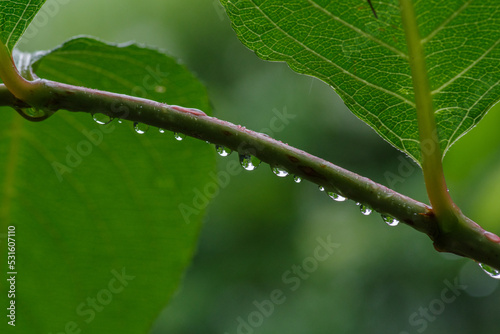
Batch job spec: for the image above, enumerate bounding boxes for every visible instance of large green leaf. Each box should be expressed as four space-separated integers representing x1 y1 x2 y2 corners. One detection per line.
220 0 500 164
0 0 46 51
0 37 215 333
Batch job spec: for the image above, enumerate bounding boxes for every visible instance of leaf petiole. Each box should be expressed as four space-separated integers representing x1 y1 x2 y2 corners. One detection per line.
398 0 460 228
0 40 44 106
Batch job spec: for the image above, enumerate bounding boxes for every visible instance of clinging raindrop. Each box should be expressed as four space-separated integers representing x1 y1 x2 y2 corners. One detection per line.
134 122 149 134
381 214 399 226
92 113 113 125
18 107 48 119
216 145 232 157
239 154 261 171
479 263 500 279
174 132 186 141
272 167 289 178
358 203 372 216
293 176 302 183
328 192 346 202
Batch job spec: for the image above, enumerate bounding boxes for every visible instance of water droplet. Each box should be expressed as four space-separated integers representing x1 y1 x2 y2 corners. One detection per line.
117 119 123 124
293 176 302 183
319 186 325 192
216 145 232 157
272 167 289 177
16 107 50 120
358 203 372 216
174 132 185 141
25 108 45 118
328 192 346 202
239 154 261 171
134 122 149 134
479 263 500 279
92 113 113 125
381 214 399 226
159 128 165 134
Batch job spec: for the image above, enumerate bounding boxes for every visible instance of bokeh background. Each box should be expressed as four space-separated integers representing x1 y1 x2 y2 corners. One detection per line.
19 0 500 333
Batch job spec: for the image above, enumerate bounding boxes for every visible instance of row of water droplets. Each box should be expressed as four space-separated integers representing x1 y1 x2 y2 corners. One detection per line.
91 113 186 140
94 119 498 281
215 144 399 227
217 145 292 177
216 147 500 280
93 115 500 281
91 116 404 230
217 145 261 171
318 185 398 226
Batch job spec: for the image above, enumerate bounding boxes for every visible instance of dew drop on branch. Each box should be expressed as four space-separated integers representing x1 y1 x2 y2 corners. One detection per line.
328 192 346 202
381 214 399 226
358 203 372 216
239 154 261 171
479 263 500 279
134 122 149 134
92 113 113 125
216 145 232 157
159 128 165 134
272 167 289 178
319 186 325 192
22 108 46 118
174 132 185 141
293 176 302 183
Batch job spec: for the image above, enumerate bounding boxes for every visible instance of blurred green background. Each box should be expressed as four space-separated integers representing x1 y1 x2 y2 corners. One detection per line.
19 0 500 333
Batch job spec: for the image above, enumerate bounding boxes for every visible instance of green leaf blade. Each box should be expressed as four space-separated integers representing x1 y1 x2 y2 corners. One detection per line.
0 0 46 51
221 0 500 164
0 37 215 333
422 1 500 156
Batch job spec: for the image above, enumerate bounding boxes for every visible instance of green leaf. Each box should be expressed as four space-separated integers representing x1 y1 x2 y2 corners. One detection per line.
0 0 46 51
0 37 215 333
220 0 500 164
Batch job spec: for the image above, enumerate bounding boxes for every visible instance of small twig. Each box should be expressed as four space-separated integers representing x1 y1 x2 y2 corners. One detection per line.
0 79 499 270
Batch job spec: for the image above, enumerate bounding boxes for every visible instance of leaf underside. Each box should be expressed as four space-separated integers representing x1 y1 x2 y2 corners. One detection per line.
0 0 46 51
221 0 500 164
